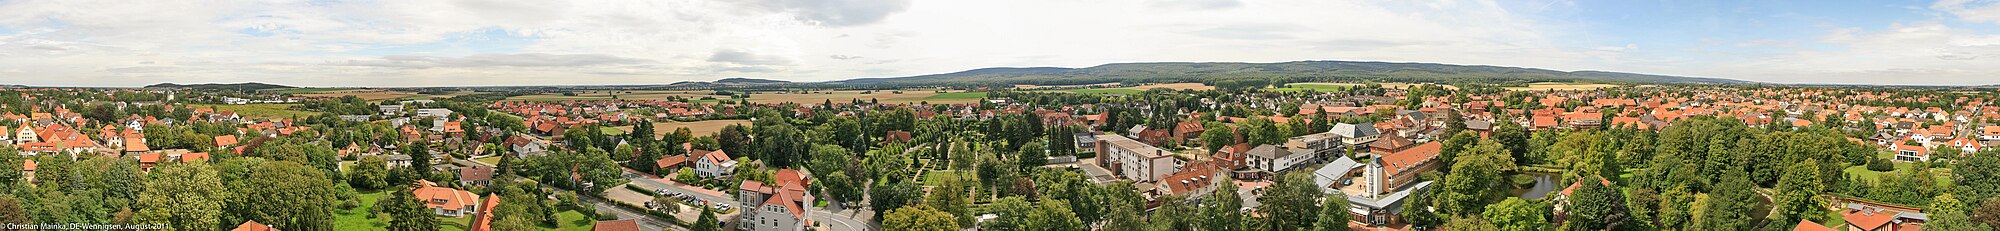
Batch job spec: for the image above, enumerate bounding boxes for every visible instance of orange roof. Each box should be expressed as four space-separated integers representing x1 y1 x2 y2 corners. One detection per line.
469 194 502 231
1381 142 1442 177
591 220 641 231
700 149 730 164
125 135 150 152
1794 219 1835 231
215 135 238 147
1560 176 1611 197
232 220 278 231
412 180 479 211
138 153 161 163
1843 209 1899 231
182 152 211 162
22 159 34 171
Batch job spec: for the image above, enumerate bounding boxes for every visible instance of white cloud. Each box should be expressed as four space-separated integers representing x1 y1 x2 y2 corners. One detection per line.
1699 22 2000 85
0 0 1990 87
1933 0 2000 24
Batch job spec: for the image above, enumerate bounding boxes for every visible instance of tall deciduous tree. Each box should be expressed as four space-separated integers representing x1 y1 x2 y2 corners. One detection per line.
1564 175 1626 231
1311 192 1352 231
1775 160 1826 222
883 205 956 231
136 163 227 231
1482 197 1548 231
1201 176 1247 231
384 187 439 231
1257 172 1323 231
238 161 336 231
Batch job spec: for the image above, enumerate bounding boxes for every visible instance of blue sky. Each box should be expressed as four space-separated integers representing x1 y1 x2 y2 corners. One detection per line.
0 0 1996 87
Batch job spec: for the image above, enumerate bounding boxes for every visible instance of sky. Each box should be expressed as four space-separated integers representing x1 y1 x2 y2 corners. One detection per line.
1 0 1998 87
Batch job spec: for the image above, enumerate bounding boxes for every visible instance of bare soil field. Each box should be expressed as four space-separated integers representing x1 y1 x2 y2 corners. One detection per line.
613 119 752 136
300 89 425 101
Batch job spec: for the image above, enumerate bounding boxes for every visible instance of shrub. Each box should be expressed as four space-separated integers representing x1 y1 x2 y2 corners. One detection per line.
1867 158 1896 172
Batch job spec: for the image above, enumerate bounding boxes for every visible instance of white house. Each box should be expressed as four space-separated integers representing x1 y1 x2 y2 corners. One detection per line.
695 150 738 178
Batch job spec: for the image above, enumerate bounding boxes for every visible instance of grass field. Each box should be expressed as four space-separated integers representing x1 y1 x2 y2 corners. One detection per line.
1506 82 1620 91
190 104 321 120
923 170 970 186
475 156 503 166
599 127 627 135
553 210 595 231
1051 89 1144 94
334 190 389 230
1269 83 1359 92
295 89 432 101
614 119 751 137
1026 83 1213 94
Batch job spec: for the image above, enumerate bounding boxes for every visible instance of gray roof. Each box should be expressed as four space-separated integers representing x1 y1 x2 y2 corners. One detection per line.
1347 181 1433 212
1247 144 1292 158
1313 156 1361 191
1330 123 1379 138
1464 120 1492 130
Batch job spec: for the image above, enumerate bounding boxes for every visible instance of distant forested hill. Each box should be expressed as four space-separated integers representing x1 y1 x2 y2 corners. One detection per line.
831 60 1749 87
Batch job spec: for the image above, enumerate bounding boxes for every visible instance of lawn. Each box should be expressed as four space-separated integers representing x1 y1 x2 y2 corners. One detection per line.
334 190 389 230
552 210 595 231
1268 83 1357 92
190 104 322 120
1843 165 1954 187
923 170 970 186
474 156 503 166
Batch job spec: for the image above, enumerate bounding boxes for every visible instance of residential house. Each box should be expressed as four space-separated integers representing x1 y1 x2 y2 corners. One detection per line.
737 174 812 231
469 195 501 231
1892 142 1930 162
695 150 738 178
416 108 454 118
1095 134 1181 183
592 220 642 231
1840 201 1929 231
21 159 33 185
215 135 238 150
1984 126 2000 141
1552 177 1611 221
1794 219 1836 231
232 220 278 231
412 180 482 217
459 165 495 186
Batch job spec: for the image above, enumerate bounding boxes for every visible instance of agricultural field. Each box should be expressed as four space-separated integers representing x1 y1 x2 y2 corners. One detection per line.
188 103 322 119
505 90 722 102
613 119 752 136
1268 82 1360 92
745 90 983 104
1506 82 1620 91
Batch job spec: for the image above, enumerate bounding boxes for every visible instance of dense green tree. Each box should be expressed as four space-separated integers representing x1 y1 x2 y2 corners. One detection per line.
1483 197 1548 231
1697 167 1756 231
1775 160 1826 222
884 205 957 231
1930 194 1987 231
716 124 751 158
924 170 973 228
384 187 439 231
1439 131 1478 172
1029 200 1085 231
1311 192 1352 231
1564 175 1625 231
982 197 1036 230
1201 122 1236 153
236 161 336 231
348 156 390 190
135 163 227 231
1257 172 1323 231
1151 195 1199 231
870 182 922 221
1444 217 1500 231
1201 175 1247 231
1105 196 1144 231
692 207 722 231
1018 142 1047 171
1959 150 2000 201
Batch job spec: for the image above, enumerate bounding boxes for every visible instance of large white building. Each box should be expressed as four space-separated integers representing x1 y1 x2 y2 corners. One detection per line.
1095 134 1181 183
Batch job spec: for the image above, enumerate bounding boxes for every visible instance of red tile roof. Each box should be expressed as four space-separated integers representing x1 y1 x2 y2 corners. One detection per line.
1843 208 1899 231
1794 219 1836 231
231 220 278 231
412 180 479 211
1381 142 1441 177
591 219 641 231
469 194 502 231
